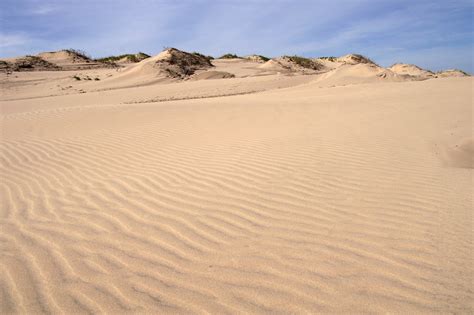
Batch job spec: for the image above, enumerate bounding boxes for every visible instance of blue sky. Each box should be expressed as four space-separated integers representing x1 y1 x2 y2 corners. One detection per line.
1 0 472 72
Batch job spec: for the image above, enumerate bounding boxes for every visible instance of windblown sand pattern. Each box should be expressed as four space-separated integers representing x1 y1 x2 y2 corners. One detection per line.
0 58 472 313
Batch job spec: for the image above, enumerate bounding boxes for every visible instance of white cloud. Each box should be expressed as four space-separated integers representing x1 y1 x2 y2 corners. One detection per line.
30 5 57 15
0 33 29 48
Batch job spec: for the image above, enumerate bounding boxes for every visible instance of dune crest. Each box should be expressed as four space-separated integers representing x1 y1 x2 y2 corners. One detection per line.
436 69 470 77
0 55 61 72
38 49 113 70
314 63 410 86
337 54 377 65
389 63 436 79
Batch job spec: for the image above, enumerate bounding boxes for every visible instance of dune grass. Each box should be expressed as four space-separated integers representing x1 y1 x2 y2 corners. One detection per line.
96 52 151 63
283 55 322 70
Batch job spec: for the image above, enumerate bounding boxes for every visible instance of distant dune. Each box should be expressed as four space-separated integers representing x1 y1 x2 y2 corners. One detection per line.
95 52 151 64
389 63 436 79
436 69 470 77
0 47 472 314
2 48 470 78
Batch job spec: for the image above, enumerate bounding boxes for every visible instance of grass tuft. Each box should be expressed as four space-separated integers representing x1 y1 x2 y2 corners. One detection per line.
283 55 322 70
218 53 241 59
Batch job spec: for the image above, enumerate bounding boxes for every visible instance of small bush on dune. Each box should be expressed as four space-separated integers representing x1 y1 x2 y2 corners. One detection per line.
192 52 214 61
66 48 91 60
12 56 61 71
319 56 337 62
136 52 151 58
283 55 322 70
436 69 470 76
347 54 378 66
218 53 241 59
256 55 270 62
95 52 151 63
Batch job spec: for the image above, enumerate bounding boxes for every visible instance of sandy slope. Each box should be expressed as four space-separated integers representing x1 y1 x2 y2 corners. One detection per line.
0 67 473 313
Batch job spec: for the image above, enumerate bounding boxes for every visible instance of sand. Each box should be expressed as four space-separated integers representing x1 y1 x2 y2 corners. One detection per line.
389 63 436 79
0 55 473 313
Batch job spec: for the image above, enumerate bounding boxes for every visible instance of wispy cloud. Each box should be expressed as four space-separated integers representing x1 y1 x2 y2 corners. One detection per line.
0 33 29 48
30 4 58 15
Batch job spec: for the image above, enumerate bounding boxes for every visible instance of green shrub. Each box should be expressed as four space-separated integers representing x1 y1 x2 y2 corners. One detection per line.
283 55 321 70
349 54 377 65
66 49 91 60
192 52 214 61
319 56 337 62
218 53 241 59
95 52 150 63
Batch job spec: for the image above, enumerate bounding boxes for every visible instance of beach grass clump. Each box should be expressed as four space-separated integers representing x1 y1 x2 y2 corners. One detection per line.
218 53 241 59
192 52 214 62
256 55 270 62
284 55 322 70
319 56 337 62
95 52 151 63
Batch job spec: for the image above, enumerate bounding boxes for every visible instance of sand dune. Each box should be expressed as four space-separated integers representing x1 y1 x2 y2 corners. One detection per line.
244 55 269 63
90 48 214 89
389 63 436 79
97 52 151 64
0 47 473 313
258 56 323 74
38 50 92 65
313 63 411 86
0 56 61 72
437 69 470 77
2 48 467 99
0 50 113 73
337 54 376 65
37 50 111 70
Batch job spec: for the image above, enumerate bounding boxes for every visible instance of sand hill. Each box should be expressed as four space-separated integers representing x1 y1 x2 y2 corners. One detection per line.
314 62 412 86
131 48 213 78
89 48 215 89
313 56 345 70
96 52 151 64
313 54 378 72
436 69 470 77
245 55 270 63
118 52 150 63
0 50 116 72
39 49 91 64
259 56 323 74
337 54 377 65
2 48 469 97
257 59 289 72
37 49 114 70
0 55 61 72
389 63 436 79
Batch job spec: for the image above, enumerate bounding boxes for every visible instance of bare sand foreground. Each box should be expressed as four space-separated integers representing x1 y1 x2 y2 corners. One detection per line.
0 51 473 313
